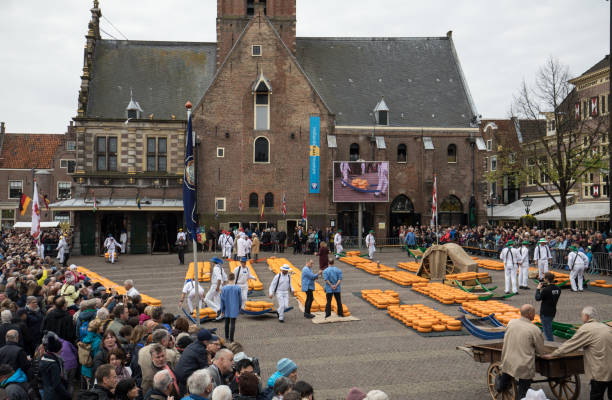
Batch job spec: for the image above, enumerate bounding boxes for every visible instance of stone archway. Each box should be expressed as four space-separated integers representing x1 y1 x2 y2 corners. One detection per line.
390 195 419 235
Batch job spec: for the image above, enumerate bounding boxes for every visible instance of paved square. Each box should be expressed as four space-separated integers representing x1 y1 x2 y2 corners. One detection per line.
75 249 612 399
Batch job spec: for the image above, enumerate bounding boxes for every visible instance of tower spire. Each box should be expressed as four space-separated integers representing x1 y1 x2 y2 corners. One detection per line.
76 0 102 117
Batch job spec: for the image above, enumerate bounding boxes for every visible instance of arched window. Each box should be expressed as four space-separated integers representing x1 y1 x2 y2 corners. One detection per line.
349 143 360 161
264 192 274 207
447 144 457 163
391 195 414 212
439 195 463 212
249 193 258 208
397 144 407 162
254 137 269 163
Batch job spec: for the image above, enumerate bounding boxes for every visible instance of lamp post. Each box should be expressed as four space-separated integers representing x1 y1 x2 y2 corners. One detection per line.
522 196 533 215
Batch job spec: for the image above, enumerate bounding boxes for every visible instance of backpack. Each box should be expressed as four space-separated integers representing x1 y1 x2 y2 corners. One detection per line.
77 341 94 367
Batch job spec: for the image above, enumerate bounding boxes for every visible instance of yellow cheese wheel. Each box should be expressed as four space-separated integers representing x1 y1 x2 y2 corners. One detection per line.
432 324 446 332
416 327 432 333
447 325 462 331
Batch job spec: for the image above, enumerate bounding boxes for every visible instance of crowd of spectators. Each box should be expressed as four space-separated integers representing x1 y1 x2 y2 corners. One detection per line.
0 229 388 400
395 225 612 275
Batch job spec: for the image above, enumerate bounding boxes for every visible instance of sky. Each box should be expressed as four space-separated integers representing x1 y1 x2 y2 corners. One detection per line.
0 0 609 133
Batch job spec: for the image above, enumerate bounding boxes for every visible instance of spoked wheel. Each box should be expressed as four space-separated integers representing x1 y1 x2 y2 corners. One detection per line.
487 362 517 400
420 260 431 278
446 256 456 275
549 374 580 400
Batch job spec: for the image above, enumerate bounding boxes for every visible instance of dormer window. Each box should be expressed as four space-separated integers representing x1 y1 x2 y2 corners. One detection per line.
125 91 143 120
252 71 272 131
373 97 389 126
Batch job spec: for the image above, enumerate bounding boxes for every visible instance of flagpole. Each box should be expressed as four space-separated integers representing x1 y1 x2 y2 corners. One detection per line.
186 101 200 328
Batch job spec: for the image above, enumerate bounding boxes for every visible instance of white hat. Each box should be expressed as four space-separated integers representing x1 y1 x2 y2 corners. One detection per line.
280 264 291 271
233 351 252 363
69 264 77 270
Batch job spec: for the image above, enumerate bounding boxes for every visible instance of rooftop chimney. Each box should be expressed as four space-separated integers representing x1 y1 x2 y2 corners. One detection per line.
0 122 5 134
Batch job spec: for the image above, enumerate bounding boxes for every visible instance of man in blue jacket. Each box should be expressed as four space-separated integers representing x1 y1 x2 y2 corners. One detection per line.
220 273 242 343
175 328 213 394
301 259 320 319
323 261 344 318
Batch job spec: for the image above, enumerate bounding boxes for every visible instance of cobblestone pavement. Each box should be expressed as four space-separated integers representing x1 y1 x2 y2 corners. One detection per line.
74 248 612 400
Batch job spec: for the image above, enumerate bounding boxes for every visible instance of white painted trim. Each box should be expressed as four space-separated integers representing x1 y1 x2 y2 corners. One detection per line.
216 147 225 158
251 44 262 57
215 197 226 212
8 180 23 200
254 92 270 131
334 125 478 132
57 181 72 200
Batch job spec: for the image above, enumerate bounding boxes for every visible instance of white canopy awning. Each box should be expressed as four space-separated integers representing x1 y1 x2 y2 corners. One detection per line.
536 202 609 221
490 196 562 220
49 198 183 212
13 221 60 229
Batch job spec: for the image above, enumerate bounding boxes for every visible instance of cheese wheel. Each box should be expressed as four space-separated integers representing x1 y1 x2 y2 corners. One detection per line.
416 327 432 333
432 324 446 332
446 320 461 327
447 325 462 331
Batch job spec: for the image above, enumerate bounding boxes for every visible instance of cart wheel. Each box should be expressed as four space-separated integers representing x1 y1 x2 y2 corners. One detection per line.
487 362 517 400
548 374 580 400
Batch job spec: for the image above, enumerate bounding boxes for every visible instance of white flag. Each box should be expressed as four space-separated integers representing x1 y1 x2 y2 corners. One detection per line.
31 180 41 239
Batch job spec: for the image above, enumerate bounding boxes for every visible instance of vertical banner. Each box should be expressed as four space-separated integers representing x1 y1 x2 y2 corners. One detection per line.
309 116 320 193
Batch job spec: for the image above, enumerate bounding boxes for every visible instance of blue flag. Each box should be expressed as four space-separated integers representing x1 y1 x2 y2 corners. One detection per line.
183 114 197 240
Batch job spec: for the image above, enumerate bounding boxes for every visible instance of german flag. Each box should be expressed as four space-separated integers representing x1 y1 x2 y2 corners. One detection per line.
19 194 31 216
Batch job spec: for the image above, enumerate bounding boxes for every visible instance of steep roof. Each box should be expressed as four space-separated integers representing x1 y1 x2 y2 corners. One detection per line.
0 133 64 169
86 40 217 119
296 37 476 128
481 119 545 145
580 54 609 77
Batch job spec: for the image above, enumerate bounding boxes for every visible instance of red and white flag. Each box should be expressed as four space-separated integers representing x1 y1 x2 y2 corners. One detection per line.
301 199 307 221
431 174 437 227
239 196 243 211
591 97 599 116
31 180 40 239
282 193 287 216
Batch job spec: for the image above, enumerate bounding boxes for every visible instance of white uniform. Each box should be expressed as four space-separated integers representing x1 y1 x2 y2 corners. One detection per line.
246 238 252 258
500 246 519 294
120 232 128 254
37 241 45 259
205 264 227 312
182 279 205 313
104 236 121 263
219 234 234 259
375 162 389 196
233 264 256 308
236 235 248 258
56 237 68 264
126 287 140 298
268 272 294 321
334 233 343 258
533 244 551 279
340 162 350 186
568 251 589 291
361 162 366 176
365 233 376 259
177 231 187 242
518 246 530 288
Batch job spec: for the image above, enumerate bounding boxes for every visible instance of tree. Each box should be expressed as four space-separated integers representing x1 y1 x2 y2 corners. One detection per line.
490 56 608 227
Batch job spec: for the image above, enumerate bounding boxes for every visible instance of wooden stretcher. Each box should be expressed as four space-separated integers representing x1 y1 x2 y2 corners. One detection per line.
240 306 294 316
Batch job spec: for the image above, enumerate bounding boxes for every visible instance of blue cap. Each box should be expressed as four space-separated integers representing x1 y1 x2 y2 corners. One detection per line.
240 256 247 262
277 358 297 376
197 329 212 342
211 257 223 265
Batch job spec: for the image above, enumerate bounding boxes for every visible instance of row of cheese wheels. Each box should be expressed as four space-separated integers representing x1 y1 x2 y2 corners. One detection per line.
379 270 429 286
472 258 505 271
345 251 361 257
462 300 541 325
387 304 462 332
411 282 479 304
267 257 351 316
590 279 612 288
361 289 400 309
445 272 490 281
397 261 420 273
76 267 162 306
185 262 212 282
192 307 219 319
354 261 395 276
244 300 274 311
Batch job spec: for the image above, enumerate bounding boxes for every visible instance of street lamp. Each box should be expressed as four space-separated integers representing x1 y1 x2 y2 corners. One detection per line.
487 194 497 225
522 196 533 215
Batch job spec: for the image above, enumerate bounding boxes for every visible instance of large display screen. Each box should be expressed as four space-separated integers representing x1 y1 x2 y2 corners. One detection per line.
333 161 389 203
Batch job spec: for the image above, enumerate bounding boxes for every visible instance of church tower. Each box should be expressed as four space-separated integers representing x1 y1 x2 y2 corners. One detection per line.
216 0 296 68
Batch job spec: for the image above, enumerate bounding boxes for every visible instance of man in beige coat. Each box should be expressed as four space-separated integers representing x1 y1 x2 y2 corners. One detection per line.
500 304 545 399
543 306 612 399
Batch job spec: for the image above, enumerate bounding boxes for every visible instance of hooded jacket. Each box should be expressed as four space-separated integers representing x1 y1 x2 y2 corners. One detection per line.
43 307 76 343
39 352 71 400
78 384 115 400
0 368 29 400
75 308 97 340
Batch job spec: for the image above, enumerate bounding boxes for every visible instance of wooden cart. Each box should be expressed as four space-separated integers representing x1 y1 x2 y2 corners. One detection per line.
458 342 584 400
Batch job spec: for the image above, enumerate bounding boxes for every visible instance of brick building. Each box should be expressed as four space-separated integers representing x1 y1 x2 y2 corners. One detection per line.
59 0 487 254
0 122 73 229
